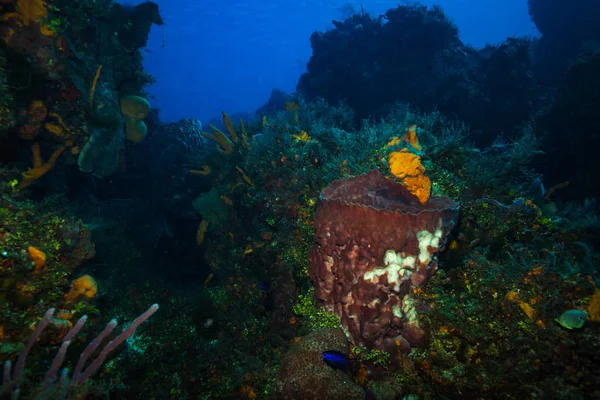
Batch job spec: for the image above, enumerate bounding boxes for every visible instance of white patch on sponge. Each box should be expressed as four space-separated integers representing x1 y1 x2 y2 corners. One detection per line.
364 250 416 291
402 294 418 325
416 228 443 264
363 227 443 291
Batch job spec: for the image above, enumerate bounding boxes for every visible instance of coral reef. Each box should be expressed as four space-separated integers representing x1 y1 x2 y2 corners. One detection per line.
0 0 599 398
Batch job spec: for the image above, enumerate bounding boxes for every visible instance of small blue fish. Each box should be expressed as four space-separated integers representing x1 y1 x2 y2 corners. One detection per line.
322 350 356 370
555 309 587 329
322 351 376 399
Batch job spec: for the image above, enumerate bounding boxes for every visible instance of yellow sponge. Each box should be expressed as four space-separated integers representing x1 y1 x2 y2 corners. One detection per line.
120 96 150 143
125 120 148 143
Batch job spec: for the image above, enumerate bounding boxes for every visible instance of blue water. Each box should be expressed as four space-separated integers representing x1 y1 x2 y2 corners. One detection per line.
123 0 538 123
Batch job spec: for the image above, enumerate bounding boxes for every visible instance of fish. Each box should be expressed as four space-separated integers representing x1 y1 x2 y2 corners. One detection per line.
555 309 587 329
321 350 357 370
259 283 274 311
322 351 376 399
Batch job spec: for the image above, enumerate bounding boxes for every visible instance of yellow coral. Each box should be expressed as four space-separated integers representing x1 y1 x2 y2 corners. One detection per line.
240 119 250 150
196 220 209 245
44 123 63 136
222 111 238 143
388 149 431 203
190 165 211 176
291 131 311 143
204 124 234 154
236 166 254 186
404 125 421 151
221 195 233 206
19 142 67 189
386 136 402 147
89 65 103 107
203 111 250 154
46 112 76 141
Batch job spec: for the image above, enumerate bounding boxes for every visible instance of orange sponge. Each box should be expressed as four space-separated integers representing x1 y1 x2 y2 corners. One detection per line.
64 274 98 304
588 291 600 322
388 150 431 203
27 246 46 274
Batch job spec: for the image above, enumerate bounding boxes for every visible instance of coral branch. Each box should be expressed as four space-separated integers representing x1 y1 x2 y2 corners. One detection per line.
19 143 67 189
89 65 103 108
203 125 234 155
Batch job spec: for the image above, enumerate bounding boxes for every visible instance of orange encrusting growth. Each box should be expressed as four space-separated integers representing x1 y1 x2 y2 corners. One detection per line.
0 0 55 36
64 274 98 304
18 100 47 140
588 291 600 322
519 301 536 319
404 125 421 150
27 246 46 274
388 149 431 203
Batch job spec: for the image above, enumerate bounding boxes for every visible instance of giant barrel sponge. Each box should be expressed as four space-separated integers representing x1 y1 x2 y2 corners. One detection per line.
308 170 459 359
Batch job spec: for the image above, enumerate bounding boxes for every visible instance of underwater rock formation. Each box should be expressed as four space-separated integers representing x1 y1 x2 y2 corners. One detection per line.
528 0 600 41
298 5 460 121
274 328 366 400
528 0 600 85
534 53 600 201
297 4 536 144
308 170 459 360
